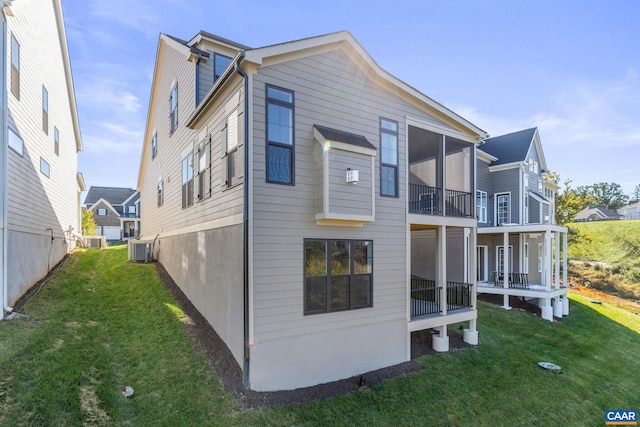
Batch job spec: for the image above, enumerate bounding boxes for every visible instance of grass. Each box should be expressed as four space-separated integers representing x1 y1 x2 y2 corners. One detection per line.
569 221 640 300
1 246 639 426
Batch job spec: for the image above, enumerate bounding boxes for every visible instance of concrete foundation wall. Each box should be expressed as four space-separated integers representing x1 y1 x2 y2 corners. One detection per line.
249 317 407 391
157 224 244 366
7 230 68 307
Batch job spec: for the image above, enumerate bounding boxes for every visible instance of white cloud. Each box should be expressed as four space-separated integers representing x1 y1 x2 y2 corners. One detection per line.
453 71 640 193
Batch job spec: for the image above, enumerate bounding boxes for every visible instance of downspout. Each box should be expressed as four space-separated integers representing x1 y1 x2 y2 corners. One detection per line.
234 52 250 389
1 4 10 316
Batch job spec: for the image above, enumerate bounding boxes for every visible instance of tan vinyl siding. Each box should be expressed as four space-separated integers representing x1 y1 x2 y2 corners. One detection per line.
250 48 459 345
139 43 245 239
327 150 373 216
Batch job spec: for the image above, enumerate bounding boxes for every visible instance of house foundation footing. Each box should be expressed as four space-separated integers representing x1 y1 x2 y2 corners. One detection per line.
432 335 449 352
463 329 478 345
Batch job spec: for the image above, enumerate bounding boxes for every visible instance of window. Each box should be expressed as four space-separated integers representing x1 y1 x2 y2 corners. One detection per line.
380 118 398 197
196 137 211 200
222 109 240 187
538 243 543 273
157 179 164 207
477 246 488 282
214 53 232 82
523 243 529 274
54 127 59 156
496 193 510 225
169 83 178 134
98 208 106 216
476 190 487 223
151 132 157 159
8 128 23 156
11 34 19 99
40 158 50 177
266 85 294 184
42 86 49 134
497 246 513 274
304 239 373 315
181 153 193 208
128 206 136 214
524 194 529 224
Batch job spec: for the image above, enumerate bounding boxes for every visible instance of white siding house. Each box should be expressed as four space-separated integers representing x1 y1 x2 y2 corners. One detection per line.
1 0 83 317
138 30 486 391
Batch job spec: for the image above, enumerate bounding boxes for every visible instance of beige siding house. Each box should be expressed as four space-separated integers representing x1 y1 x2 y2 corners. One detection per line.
138 30 487 391
0 0 83 317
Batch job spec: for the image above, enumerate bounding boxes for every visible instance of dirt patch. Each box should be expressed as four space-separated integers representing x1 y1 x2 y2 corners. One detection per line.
79 385 110 426
155 262 473 409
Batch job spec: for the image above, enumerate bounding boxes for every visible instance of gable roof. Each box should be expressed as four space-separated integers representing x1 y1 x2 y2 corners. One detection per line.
618 201 640 211
85 186 137 206
574 207 620 221
478 128 537 166
87 198 120 216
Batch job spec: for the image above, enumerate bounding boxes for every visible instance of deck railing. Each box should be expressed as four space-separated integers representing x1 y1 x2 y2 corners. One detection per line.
410 279 473 318
409 184 473 217
410 279 440 317
493 272 529 289
446 281 473 311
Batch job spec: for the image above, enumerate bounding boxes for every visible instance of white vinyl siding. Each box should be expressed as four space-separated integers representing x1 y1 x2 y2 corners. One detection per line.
5 0 81 305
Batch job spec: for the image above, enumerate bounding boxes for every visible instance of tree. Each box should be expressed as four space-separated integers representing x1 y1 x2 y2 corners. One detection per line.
82 209 98 236
582 182 628 211
553 176 593 225
630 184 640 204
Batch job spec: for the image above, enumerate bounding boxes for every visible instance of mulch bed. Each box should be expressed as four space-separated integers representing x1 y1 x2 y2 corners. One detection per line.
156 262 473 409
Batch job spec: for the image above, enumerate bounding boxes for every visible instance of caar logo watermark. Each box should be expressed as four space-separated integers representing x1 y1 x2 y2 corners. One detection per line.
605 410 637 425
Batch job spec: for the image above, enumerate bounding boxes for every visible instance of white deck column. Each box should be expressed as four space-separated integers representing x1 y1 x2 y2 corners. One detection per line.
544 231 552 292
562 231 568 288
554 231 560 289
437 225 447 316
502 230 510 310
463 228 479 345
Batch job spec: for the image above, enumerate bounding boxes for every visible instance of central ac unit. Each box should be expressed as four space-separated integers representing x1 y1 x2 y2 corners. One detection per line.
132 242 150 262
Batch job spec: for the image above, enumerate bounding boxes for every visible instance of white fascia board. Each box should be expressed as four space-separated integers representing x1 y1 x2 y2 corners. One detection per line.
245 31 487 140
488 161 524 172
477 148 498 163
53 0 82 152
89 198 120 216
532 129 548 171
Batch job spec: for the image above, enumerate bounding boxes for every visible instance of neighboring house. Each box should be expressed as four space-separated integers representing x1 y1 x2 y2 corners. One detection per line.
84 186 140 241
575 207 621 222
0 0 83 318
137 30 487 391
617 202 640 220
475 128 569 321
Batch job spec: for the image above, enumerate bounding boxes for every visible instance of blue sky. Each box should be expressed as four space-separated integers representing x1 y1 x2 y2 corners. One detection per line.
62 0 640 197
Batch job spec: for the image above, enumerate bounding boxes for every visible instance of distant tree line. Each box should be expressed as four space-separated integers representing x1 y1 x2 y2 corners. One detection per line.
546 172 640 225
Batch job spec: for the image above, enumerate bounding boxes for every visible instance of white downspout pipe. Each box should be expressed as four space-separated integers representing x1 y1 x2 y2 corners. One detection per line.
1 3 11 317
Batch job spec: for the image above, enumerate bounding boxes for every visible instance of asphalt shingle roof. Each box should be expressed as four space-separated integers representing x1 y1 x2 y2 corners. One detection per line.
314 124 377 150
479 128 537 166
85 186 136 206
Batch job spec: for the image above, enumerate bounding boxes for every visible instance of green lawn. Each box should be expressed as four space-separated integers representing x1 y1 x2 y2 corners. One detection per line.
0 246 638 426
569 220 640 263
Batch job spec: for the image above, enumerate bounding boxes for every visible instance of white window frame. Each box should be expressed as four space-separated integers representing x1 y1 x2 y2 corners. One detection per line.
476 190 487 223
40 157 50 178
98 208 106 216
477 245 488 282
538 243 543 273
495 193 510 225
496 245 514 274
523 243 529 274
